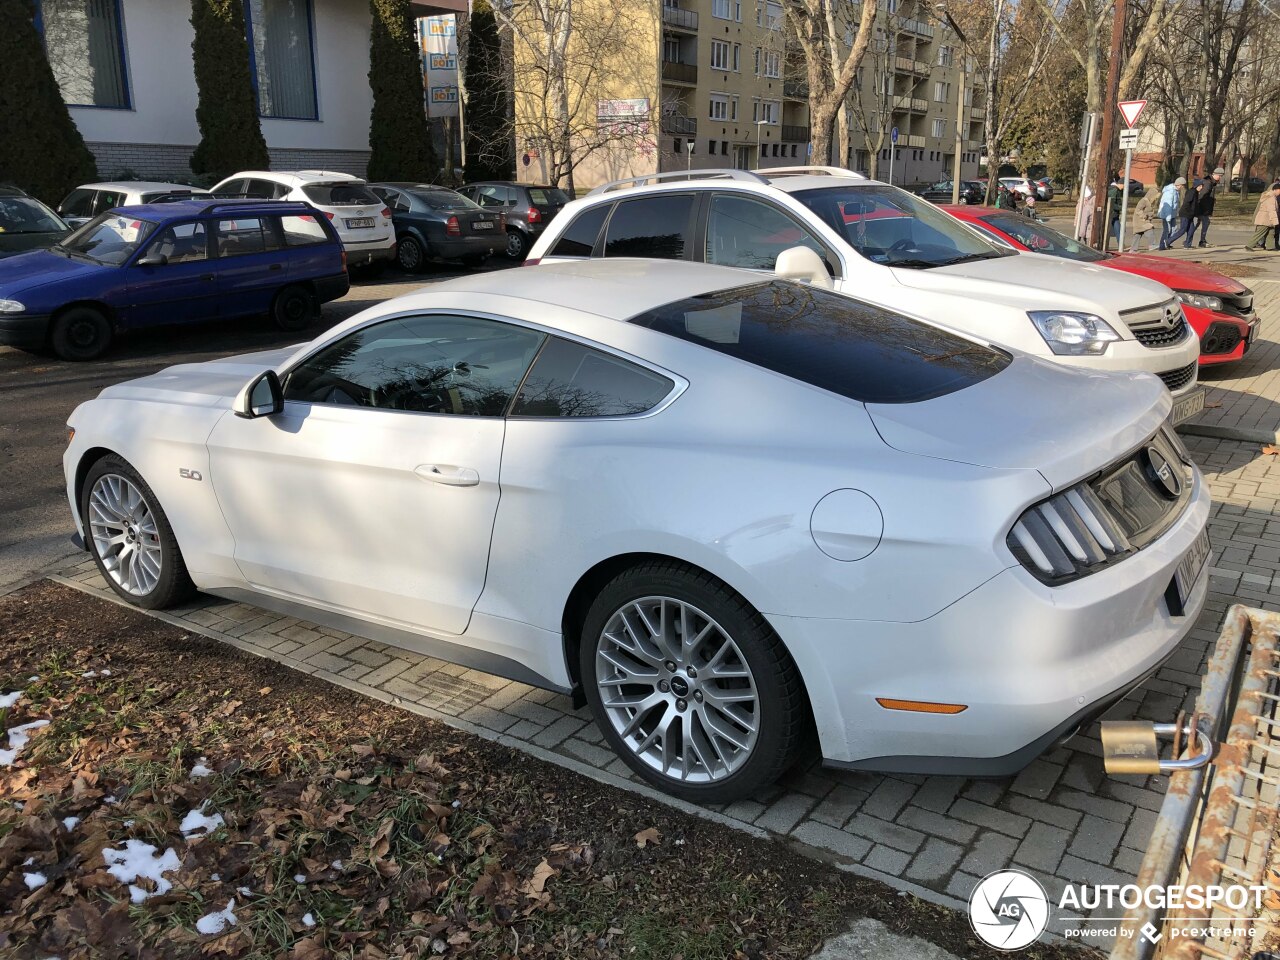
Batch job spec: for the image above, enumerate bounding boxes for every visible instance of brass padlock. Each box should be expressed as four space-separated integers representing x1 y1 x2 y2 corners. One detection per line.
1101 721 1214 775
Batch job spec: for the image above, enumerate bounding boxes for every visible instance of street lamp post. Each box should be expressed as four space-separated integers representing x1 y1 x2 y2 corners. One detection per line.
934 3 967 205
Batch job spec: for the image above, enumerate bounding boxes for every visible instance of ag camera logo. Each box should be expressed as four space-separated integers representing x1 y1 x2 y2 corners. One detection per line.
969 870 1050 950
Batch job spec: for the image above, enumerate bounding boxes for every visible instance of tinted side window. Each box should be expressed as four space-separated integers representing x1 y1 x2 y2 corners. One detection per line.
280 214 329 246
96 191 126 213
705 194 832 272
511 338 674 418
60 189 95 218
550 205 609 257
604 195 694 259
147 221 210 263
284 315 546 416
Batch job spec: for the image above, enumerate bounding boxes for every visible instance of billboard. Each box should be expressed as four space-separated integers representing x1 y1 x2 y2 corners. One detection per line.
417 15 459 119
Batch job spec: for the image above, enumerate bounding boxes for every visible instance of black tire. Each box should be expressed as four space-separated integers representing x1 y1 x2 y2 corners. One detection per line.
50 306 112 361
462 252 488 269
397 235 427 272
80 454 196 610
504 228 528 260
579 560 807 803
271 284 315 332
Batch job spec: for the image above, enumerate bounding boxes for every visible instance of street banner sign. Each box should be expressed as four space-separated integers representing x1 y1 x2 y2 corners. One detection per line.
1119 128 1140 150
1118 99 1147 128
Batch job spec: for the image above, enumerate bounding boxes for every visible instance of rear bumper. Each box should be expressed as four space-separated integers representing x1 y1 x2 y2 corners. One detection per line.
432 236 496 259
775 468 1211 772
313 273 350 304
0 312 51 350
341 237 397 264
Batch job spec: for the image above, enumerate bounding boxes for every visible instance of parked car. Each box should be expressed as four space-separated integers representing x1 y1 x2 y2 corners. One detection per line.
63 257 1209 801
456 181 571 260
209 171 395 269
0 198 348 361
58 181 207 227
1230 175 1268 192
945 205 1256 367
911 180 984 205
0 186 71 258
1034 177 1056 200
526 167 1204 422
367 182 497 272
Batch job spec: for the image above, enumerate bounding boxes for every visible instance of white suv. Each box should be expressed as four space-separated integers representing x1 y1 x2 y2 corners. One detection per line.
528 167 1203 422
210 170 396 267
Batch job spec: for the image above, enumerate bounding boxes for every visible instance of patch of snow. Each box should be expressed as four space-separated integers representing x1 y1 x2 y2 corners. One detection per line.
28 675 38 682
195 899 237 936
331 859 343 870
302 912 315 927
23 856 34 865
101 669 112 676
179 805 224 837
14 801 23 811
293 873 306 883
211 873 220 881
62 817 79 831
236 886 251 897
103 795 118 805
189 758 213 779
0 690 22 709
23 871 47 890
451 800 461 808
123 819 135 828
81 671 97 678
0 719 51 767
102 839 180 903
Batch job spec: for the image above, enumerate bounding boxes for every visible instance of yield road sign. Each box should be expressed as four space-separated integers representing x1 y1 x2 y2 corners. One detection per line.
1118 99 1147 128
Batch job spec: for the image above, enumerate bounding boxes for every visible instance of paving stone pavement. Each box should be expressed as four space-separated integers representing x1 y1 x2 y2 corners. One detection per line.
47 431 1280 948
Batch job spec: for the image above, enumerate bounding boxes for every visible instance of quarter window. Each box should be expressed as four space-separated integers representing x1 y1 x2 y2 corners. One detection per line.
280 213 329 246
705 194 832 272
603 195 695 260
245 0 318 120
512 338 675 418
549 205 609 258
37 0 131 108
283 314 545 416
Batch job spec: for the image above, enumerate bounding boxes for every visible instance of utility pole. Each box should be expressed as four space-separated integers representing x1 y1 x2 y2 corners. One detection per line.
1089 0 1127 249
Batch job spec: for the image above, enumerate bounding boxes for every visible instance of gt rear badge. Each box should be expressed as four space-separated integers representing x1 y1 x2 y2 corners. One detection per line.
179 468 203 481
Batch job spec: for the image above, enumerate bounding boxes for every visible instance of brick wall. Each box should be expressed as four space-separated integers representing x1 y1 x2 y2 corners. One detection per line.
86 142 372 182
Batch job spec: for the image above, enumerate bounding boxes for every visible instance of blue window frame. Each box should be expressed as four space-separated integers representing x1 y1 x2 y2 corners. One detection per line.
244 0 319 121
35 0 132 109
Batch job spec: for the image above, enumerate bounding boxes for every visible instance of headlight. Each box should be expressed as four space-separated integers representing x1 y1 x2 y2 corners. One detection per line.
1174 291 1223 312
0 299 25 313
1027 311 1122 356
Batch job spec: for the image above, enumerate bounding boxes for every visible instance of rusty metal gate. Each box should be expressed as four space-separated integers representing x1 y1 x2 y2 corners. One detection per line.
1107 605 1280 960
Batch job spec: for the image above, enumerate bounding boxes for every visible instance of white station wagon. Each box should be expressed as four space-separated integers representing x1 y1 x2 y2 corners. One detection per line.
64 259 1209 801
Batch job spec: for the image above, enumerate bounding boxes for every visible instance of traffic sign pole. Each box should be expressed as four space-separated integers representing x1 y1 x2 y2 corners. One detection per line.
889 126 899 186
1118 144 1134 251
1114 101 1147 252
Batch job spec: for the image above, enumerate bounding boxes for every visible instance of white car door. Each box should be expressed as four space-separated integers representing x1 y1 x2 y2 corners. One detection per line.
206 312 546 636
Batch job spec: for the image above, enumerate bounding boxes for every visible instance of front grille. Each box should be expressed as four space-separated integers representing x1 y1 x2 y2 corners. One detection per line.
1008 426 1193 584
1159 361 1197 391
1123 299 1191 349
1201 321 1244 357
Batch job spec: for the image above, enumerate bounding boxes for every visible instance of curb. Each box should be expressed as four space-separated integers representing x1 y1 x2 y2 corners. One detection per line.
1179 422 1278 445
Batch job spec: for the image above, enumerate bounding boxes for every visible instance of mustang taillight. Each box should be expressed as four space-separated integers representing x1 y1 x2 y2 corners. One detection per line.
446 216 461 237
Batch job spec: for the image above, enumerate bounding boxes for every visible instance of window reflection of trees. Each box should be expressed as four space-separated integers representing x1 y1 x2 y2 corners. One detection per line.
605 232 686 259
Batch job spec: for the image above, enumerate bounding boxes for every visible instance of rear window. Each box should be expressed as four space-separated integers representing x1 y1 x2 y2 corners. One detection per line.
528 187 569 206
550 205 609 257
302 183 380 206
410 188 481 210
627 281 1011 404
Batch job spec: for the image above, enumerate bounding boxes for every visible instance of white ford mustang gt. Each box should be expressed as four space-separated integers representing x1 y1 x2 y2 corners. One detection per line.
64 258 1210 802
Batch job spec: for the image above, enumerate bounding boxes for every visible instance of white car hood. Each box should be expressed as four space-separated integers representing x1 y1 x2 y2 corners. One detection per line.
97 346 299 408
866 354 1171 491
890 251 1175 318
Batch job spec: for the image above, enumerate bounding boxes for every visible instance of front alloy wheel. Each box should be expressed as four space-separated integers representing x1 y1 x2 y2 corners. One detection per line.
596 597 760 782
88 473 163 596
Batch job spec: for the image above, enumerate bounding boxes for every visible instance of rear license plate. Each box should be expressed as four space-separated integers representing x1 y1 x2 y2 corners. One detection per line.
473 221 494 231
1171 388 1205 425
1174 528 1211 602
345 217 375 229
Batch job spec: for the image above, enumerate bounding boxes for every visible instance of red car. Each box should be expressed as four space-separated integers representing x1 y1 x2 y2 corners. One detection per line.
942 205 1258 365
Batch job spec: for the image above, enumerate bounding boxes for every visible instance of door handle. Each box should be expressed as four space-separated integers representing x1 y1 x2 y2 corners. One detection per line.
202 274 215 281
268 263 283 271
415 464 480 487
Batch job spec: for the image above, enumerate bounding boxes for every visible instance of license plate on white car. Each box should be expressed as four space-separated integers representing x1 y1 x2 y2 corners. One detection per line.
1171 388 1205 425
1174 528 1211 604
473 221 494 230
345 217 375 229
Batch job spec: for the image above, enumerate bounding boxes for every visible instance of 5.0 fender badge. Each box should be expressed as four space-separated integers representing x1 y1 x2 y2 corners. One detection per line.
179 468 203 481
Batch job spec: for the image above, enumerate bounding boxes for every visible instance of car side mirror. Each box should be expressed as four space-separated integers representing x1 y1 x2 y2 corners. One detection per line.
137 253 168 267
234 370 284 419
775 246 834 289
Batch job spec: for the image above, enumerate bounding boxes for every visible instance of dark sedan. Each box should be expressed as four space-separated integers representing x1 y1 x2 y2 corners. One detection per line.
456 181 570 260
911 179 985 205
367 183 499 272
0 188 71 259
1231 176 1268 192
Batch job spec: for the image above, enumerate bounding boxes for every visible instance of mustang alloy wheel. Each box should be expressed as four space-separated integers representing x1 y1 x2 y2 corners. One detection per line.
581 561 806 802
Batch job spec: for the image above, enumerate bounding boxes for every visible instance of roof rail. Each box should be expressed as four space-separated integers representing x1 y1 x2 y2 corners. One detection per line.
587 169 768 197
198 199 308 214
759 166 866 179
295 169 364 180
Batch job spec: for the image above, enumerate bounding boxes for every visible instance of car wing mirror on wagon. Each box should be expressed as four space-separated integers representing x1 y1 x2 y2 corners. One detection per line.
775 246 835 290
233 370 284 419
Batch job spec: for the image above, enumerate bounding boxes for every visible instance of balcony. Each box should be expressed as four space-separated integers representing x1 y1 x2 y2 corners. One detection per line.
893 56 931 75
905 134 926 147
661 114 698 135
662 6 698 31
781 124 810 142
784 79 809 100
966 139 984 151
892 96 928 114
661 59 697 85
893 16 936 38
969 106 986 120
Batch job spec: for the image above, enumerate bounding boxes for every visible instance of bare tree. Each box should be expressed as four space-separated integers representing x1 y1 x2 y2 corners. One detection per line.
849 27 897 179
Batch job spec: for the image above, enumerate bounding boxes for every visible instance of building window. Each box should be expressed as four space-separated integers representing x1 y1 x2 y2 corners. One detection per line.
710 93 729 120
712 0 730 18
730 94 739 120
708 139 717 155
735 0 742 20
674 138 682 153
762 50 780 77
37 0 131 109
791 144 798 157
711 40 730 70
938 45 954 67
933 81 951 103
663 37 680 62
932 118 945 138
754 48 760 75
765 0 782 28
721 140 729 154
733 43 741 71
245 0 319 121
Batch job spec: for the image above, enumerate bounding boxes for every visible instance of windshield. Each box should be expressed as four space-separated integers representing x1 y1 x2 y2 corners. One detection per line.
978 213 1107 263
0 196 68 234
410 188 481 210
793 184 1013 268
57 213 157 265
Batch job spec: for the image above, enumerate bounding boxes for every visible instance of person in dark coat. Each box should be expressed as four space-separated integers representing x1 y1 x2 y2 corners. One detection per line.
1163 180 1203 248
1191 166 1224 247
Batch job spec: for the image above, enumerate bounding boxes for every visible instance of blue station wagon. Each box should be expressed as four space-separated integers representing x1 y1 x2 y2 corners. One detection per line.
0 199 349 360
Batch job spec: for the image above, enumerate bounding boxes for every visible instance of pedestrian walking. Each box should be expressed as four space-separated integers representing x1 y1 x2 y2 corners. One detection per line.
1164 179 1203 248
1130 185 1160 251
1246 181 1280 251
1191 166 1224 247
1157 176 1185 249
1106 176 1123 248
